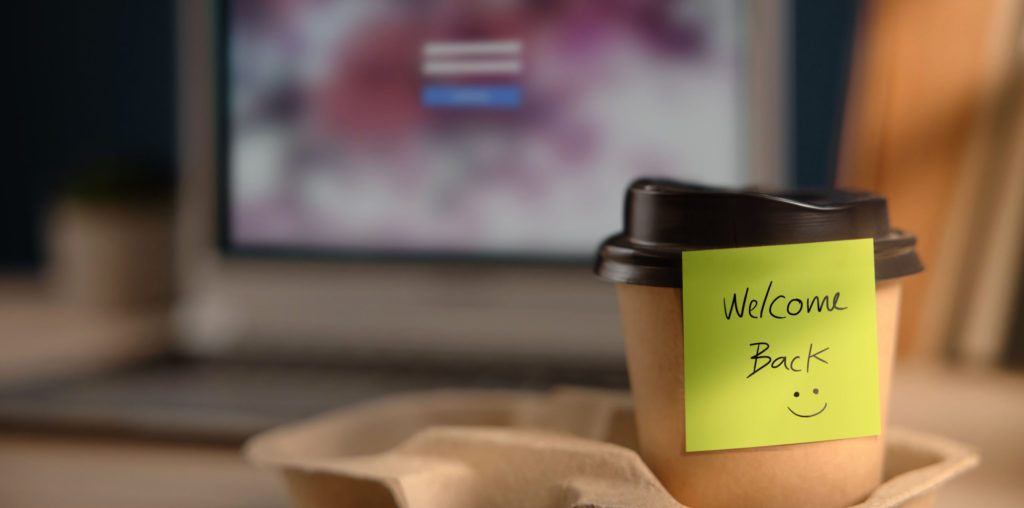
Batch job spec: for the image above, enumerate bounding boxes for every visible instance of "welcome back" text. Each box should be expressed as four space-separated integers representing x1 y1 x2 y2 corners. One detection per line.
723 281 847 320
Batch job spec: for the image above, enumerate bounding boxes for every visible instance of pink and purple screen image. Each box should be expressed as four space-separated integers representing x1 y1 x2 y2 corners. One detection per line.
227 0 748 256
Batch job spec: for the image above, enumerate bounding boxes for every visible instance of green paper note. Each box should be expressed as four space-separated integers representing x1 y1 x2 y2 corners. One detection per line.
682 238 880 452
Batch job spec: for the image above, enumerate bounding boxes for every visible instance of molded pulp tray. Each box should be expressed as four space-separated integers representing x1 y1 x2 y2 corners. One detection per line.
244 388 978 508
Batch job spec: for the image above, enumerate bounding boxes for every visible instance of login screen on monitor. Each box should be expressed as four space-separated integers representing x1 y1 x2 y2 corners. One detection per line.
224 0 748 257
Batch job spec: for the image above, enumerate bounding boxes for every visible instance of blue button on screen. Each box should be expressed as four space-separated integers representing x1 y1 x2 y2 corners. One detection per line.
422 85 522 108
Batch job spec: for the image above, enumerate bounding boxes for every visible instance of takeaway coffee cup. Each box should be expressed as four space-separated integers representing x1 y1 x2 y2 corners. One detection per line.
595 180 922 508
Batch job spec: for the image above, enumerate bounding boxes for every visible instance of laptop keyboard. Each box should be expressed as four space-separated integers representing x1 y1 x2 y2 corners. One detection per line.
0 358 629 443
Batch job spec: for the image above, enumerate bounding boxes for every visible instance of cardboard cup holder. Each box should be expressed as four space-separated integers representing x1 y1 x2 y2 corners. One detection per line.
244 388 977 508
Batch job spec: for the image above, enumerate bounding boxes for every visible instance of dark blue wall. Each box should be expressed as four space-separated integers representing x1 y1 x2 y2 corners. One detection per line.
791 0 861 188
5 1 176 269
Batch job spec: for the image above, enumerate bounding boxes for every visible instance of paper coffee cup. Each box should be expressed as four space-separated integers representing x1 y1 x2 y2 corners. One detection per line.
595 180 922 508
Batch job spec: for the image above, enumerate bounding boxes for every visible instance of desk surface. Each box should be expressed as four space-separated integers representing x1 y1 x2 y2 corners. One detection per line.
0 367 1021 507
886 366 1024 508
0 432 288 508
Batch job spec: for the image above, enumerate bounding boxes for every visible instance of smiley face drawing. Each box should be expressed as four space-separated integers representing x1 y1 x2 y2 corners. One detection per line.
788 387 827 418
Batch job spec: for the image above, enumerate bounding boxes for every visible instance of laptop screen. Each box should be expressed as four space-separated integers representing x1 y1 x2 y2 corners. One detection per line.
223 0 749 258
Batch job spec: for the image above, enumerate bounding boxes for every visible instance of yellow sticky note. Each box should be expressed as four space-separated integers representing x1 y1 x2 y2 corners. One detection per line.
682 238 880 452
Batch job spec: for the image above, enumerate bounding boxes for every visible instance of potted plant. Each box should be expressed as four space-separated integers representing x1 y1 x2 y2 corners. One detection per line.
46 160 175 309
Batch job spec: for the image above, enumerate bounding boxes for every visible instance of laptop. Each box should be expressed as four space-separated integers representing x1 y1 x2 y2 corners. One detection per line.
0 0 785 443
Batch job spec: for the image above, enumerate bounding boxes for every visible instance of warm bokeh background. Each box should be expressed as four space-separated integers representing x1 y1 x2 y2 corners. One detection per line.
2 1 1022 507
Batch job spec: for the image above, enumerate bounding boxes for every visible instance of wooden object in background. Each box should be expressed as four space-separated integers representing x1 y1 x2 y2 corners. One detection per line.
951 32 1024 365
837 0 1024 362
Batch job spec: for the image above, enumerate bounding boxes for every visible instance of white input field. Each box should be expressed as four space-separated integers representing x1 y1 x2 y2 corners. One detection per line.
422 59 522 76
423 40 522 57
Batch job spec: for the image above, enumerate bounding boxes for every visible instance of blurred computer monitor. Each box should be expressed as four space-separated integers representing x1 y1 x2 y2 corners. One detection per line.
176 0 787 365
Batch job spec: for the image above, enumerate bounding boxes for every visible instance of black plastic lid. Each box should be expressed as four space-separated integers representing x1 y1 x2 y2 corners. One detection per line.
595 179 923 287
